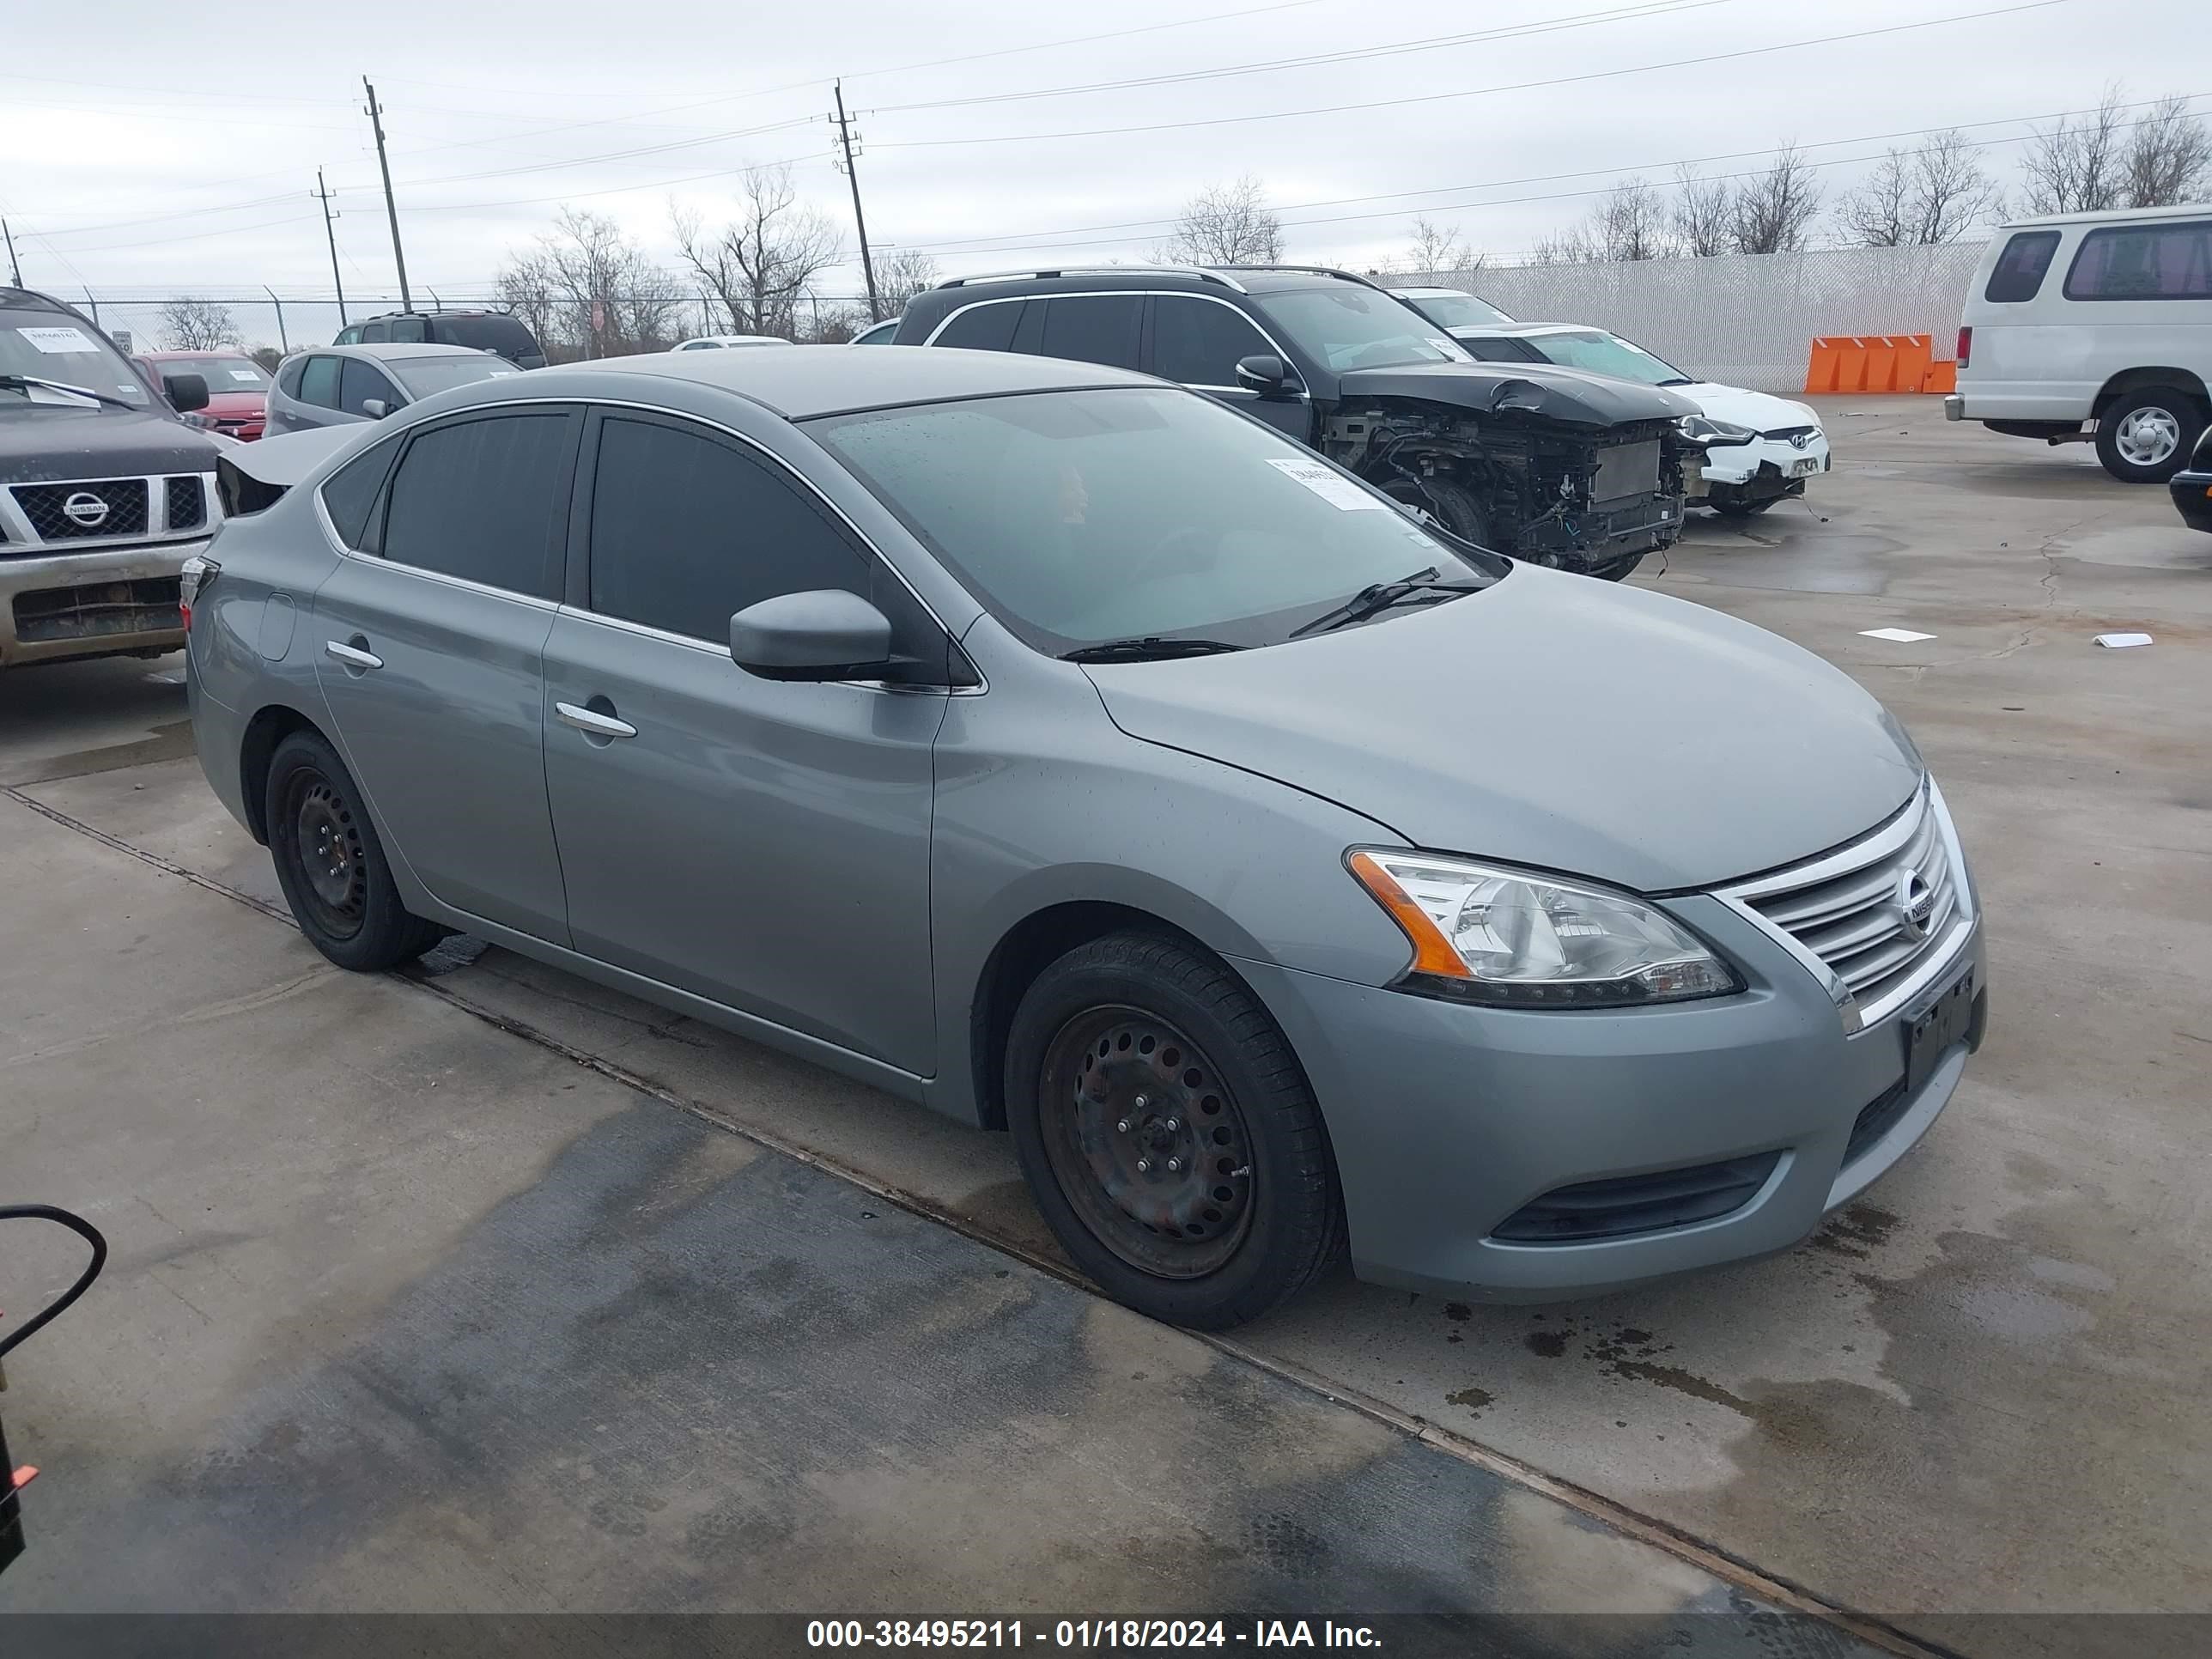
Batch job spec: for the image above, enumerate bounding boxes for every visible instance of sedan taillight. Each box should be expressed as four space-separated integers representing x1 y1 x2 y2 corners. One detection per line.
179 554 219 629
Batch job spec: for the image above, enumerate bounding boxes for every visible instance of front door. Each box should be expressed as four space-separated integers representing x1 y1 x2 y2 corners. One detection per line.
1148 293 1311 441
541 409 945 1074
311 405 580 943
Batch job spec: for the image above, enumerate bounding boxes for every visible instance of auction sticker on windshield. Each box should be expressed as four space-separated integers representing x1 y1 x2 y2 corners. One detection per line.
16 326 100 354
1267 456 1389 510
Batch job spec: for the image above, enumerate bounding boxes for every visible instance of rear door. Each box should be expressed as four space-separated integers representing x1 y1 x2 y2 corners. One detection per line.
1148 293 1310 440
538 407 946 1072
311 404 581 943
278 353 349 431
337 358 404 421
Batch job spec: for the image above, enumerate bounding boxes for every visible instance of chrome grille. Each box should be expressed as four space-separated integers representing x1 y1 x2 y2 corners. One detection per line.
165 475 207 532
1720 784 1970 1027
13 478 149 541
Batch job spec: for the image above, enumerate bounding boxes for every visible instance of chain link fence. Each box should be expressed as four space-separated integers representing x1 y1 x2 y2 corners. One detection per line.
1405 243 1990 394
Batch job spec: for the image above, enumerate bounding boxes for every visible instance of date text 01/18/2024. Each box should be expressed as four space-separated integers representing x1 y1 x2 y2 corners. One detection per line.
805 1620 1382 1649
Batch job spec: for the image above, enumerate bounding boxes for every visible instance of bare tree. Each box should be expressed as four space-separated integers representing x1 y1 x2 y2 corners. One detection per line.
1528 224 1602 265
495 207 689 361
247 345 283 374
2020 88 2129 215
1157 176 1284 265
160 297 239 350
1838 129 2003 246
875 247 941 311
1730 144 1824 254
673 165 845 338
1669 164 1735 257
1406 216 1474 276
2121 94 2212 208
1531 178 1674 264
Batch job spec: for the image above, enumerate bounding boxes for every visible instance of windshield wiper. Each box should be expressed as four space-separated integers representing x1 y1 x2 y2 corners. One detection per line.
0 373 138 411
1062 636 1245 664
1289 566 1485 639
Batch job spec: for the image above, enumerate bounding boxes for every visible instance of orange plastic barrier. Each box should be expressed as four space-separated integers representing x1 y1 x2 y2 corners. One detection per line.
1804 335 1948 394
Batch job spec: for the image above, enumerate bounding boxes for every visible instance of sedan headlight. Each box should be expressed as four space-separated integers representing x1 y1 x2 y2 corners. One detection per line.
1347 849 1741 1007
1677 415 1755 445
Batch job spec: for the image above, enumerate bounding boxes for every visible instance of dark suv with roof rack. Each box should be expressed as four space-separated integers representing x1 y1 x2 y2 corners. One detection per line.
333 309 546 369
893 264 1696 578
1 286 224 669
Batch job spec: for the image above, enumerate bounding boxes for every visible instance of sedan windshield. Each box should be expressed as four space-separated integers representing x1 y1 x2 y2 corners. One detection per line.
154 356 270 389
1524 329 1692 387
2 310 152 408
810 386 1504 655
387 355 521 397
1406 291 1515 329
1253 288 1472 372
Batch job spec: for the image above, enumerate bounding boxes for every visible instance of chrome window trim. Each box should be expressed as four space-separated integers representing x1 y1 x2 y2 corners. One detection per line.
312 394 984 693
1712 779 1977 1036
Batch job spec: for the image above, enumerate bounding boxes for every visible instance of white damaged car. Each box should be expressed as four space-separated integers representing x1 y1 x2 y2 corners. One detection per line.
1436 320 1831 519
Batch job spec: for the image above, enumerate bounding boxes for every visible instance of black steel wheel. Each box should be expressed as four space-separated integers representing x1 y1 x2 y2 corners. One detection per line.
1005 932 1346 1329
1037 1006 1257 1279
264 730 442 972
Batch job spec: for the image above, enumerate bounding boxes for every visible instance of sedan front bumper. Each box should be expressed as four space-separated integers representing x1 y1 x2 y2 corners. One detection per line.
1237 896 1984 1300
1695 431 1831 507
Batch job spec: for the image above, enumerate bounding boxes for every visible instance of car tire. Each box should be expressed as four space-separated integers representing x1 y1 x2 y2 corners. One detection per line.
1004 931 1346 1330
264 730 442 972
2095 388 2205 484
1377 474 1491 547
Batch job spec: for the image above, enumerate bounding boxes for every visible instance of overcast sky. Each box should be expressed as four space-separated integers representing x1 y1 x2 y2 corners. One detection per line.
2 0 2202 319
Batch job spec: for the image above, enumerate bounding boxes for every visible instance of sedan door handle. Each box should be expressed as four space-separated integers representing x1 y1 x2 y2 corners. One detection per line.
555 701 637 740
324 640 383 671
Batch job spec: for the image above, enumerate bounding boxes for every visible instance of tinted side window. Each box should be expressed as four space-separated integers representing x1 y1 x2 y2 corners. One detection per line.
2064 221 2212 301
298 355 341 407
338 358 398 417
388 317 428 343
1984 231 2061 302
334 325 362 345
933 301 1023 351
276 356 306 396
318 434 404 550
1152 295 1273 385
586 416 935 664
1039 295 1142 371
362 321 390 343
380 413 572 598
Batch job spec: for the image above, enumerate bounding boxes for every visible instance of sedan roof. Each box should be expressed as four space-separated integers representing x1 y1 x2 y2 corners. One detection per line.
556 343 1155 418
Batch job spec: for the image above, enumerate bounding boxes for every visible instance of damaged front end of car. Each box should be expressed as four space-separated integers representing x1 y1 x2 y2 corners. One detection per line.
1319 363 1698 579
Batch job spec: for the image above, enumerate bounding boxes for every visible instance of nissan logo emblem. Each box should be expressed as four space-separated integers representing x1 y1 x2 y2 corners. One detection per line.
1896 870 1937 941
63 491 111 528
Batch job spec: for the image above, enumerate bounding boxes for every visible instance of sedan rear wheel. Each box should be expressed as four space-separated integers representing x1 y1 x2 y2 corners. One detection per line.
265 730 442 972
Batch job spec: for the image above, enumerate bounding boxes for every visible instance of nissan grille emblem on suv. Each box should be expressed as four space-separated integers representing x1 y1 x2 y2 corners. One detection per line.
62 491 112 528
1897 869 1938 940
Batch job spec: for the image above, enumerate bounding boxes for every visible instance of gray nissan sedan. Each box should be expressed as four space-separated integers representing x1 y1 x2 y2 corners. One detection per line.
185 346 1985 1330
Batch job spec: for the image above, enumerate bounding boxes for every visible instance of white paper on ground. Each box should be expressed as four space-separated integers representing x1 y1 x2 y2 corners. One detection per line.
1860 627 1936 642
1266 456 1389 510
2094 632 2153 648
15 325 97 354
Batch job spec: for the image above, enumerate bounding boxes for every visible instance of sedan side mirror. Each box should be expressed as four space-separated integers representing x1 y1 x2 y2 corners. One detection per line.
162 372 210 413
361 398 391 419
730 589 897 681
1233 353 1297 398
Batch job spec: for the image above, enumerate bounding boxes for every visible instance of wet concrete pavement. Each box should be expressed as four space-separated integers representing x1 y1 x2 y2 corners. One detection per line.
3 398 2208 1648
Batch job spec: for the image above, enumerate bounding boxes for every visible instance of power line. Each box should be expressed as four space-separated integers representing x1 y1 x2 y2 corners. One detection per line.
866 0 1736 116
894 93 2204 256
872 1 2077 149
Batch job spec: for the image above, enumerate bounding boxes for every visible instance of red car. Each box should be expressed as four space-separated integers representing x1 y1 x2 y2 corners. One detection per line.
134 349 271 441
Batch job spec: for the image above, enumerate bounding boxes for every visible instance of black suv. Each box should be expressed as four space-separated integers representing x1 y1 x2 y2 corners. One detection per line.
333 309 546 369
892 265 1696 578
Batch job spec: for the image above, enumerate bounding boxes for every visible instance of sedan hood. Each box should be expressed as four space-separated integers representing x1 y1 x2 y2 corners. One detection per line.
1334 360 1695 428
1676 382 1820 434
1084 568 1921 892
0 402 222 486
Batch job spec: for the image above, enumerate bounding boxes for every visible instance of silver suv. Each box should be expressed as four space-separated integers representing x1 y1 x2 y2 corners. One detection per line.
188 346 1985 1328
264 343 521 437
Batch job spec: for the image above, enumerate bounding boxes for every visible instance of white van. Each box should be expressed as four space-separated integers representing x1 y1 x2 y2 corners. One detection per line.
1948 204 2212 483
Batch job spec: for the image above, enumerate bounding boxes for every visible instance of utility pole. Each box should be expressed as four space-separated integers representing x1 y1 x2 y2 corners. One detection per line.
2 220 20 288
314 168 348 325
264 285 289 353
362 79 413 313
831 82 882 323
